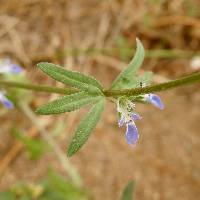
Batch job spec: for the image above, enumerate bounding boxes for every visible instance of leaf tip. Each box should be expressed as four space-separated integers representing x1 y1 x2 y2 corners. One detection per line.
135 37 145 58
36 62 49 68
67 147 75 157
135 37 140 42
35 108 42 114
35 106 47 115
135 37 142 47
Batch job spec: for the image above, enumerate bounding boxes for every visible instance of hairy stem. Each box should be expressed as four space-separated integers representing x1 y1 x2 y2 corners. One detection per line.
0 72 200 97
104 72 200 97
0 80 77 95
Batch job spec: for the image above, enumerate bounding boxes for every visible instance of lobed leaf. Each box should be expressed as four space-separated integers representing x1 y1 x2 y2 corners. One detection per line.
37 62 103 94
67 98 105 157
35 91 100 115
111 38 145 89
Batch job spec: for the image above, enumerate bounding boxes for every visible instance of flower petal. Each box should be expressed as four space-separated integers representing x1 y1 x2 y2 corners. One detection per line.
148 94 164 110
130 113 142 121
125 122 139 145
0 92 14 109
0 59 22 74
118 115 125 127
9 64 23 74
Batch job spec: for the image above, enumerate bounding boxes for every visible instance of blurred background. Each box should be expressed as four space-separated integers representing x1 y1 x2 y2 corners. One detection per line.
0 0 200 199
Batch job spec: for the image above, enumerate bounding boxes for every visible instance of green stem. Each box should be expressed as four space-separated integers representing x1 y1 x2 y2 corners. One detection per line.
0 80 78 95
0 73 200 97
104 72 200 97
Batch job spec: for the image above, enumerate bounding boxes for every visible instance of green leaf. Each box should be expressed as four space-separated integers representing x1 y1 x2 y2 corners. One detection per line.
37 62 103 94
35 91 101 115
131 71 153 88
121 181 134 200
111 38 145 89
116 36 132 61
67 98 105 157
137 71 153 85
114 71 153 90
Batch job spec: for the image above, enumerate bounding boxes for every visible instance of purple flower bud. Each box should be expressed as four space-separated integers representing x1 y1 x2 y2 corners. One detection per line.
146 94 164 110
0 92 14 109
125 122 139 146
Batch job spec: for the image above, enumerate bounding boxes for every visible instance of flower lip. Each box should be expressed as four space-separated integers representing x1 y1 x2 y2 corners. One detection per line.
125 122 139 146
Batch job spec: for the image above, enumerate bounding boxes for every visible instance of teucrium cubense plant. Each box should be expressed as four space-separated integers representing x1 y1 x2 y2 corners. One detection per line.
36 38 147 156
0 38 200 157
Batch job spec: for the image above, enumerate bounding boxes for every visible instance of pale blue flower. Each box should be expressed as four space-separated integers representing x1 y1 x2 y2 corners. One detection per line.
0 58 23 109
144 93 164 110
117 92 164 146
131 113 142 121
118 112 141 146
0 59 22 74
117 97 141 146
139 82 164 110
125 122 139 146
0 91 14 109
